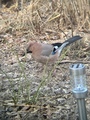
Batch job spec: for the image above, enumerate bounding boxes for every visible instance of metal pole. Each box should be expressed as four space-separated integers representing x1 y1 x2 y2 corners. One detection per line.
77 99 87 120
69 64 88 120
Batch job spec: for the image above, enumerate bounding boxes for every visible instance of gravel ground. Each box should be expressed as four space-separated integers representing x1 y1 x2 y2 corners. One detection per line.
0 33 90 120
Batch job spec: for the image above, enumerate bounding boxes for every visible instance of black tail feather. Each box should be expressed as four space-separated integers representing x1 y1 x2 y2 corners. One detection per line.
52 35 82 47
52 43 62 47
63 35 82 46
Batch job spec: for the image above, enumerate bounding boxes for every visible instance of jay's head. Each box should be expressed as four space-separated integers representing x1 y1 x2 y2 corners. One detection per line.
26 42 36 53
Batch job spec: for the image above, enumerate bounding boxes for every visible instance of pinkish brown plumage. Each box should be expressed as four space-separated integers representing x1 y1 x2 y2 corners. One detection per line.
26 36 82 64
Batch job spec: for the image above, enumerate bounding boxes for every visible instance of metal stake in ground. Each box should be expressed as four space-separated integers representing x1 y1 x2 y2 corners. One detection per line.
69 63 88 120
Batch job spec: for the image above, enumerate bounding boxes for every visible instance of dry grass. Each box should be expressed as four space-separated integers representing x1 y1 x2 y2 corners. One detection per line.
0 0 90 39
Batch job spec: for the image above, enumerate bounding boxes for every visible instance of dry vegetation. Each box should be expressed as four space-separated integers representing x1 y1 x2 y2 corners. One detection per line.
0 0 90 37
0 0 90 120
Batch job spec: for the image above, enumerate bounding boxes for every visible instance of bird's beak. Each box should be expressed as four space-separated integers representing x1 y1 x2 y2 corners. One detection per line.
26 48 32 53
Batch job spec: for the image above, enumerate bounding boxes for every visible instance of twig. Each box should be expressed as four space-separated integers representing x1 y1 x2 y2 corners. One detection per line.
58 60 90 64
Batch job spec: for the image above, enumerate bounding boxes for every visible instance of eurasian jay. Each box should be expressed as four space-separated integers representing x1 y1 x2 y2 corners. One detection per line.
26 36 82 64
